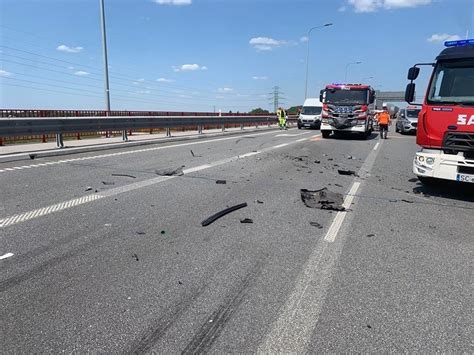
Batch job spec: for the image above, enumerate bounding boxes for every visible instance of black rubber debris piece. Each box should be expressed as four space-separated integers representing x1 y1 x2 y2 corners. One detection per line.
327 158 334 161
85 187 93 191
178 281 183 285
240 218 253 224
338 169 356 176
314 160 321 164
29 154 37 160
216 180 227 184
367 324 372 329
136 231 146 235
155 166 185 176
366 234 375 238
132 254 139 261
346 155 353 159
301 188 345 211
401 199 414 203
160 230 166 235
256 200 264 204
112 173 136 179
101 181 115 185
309 222 323 229
389 199 398 203
190 150 202 157
201 202 248 226
408 178 418 182
335 183 343 187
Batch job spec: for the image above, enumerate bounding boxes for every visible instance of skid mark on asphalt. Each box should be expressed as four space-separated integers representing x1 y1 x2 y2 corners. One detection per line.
0 135 320 229
0 129 282 174
259 139 382 353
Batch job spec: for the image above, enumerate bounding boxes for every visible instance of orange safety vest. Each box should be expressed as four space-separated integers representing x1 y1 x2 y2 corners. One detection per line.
378 112 390 125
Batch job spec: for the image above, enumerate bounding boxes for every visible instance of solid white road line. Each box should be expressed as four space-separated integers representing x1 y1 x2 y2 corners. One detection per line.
324 181 361 243
373 142 380 151
259 139 381 353
275 132 309 137
295 138 308 142
0 135 312 229
0 253 14 260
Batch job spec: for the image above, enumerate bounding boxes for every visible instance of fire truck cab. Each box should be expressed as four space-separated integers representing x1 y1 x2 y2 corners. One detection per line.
319 84 376 139
405 39 474 184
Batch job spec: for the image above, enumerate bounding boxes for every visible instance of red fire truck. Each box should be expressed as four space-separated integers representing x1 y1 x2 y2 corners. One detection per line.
319 84 376 139
405 39 474 185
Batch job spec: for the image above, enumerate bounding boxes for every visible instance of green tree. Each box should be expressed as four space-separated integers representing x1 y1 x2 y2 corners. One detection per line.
249 107 270 114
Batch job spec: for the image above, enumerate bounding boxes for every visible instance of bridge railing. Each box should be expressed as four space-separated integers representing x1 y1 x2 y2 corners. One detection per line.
0 114 279 147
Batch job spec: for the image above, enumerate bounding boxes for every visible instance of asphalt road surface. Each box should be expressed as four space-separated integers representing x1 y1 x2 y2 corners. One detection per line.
1 128 473 353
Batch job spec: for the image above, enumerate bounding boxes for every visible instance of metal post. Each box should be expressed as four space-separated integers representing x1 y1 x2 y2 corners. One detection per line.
304 23 333 99
166 127 171 137
198 125 203 134
122 129 128 141
56 133 64 148
240 124 244 130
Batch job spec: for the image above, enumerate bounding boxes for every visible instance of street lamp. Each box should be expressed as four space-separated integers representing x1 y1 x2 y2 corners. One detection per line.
344 61 362 83
99 0 111 112
304 23 333 99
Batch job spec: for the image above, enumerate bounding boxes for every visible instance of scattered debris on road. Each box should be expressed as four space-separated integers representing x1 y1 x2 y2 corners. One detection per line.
240 218 253 224
160 230 166 235
190 150 202 157
338 169 357 176
301 188 346 211
216 180 227 184
314 160 321 164
346 155 353 159
401 199 414 203
132 254 139 261
111 173 136 179
101 181 115 185
309 222 323 229
256 200 264 204
85 186 93 191
29 154 37 160
155 166 185 176
366 234 375 238
136 231 146 235
201 202 248 226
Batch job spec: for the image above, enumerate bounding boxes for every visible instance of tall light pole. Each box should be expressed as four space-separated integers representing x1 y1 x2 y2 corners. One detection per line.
344 61 361 83
99 0 111 112
304 23 333 99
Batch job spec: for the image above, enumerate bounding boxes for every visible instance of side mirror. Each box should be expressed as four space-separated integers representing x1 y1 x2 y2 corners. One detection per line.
319 90 324 103
405 83 416 103
407 67 420 80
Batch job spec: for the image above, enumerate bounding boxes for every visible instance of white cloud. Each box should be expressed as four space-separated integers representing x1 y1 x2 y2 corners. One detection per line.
249 36 286 51
173 64 207 72
153 0 191 5
347 0 431 12
67 66 75 70
157 77 174 82
137 78 145 82
300 36 309 43
252 76 268 80
137 90 151 94
0 70 12 77
74 71 89 76
427 33 462 43
218 87 233 93
57 44 84 53
338 5 347 11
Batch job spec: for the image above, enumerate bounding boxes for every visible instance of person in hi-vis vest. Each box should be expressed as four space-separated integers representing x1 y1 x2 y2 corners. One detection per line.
377 105 391 139
277 107 287 130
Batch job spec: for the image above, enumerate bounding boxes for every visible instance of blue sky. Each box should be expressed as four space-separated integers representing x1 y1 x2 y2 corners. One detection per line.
1 0 473 112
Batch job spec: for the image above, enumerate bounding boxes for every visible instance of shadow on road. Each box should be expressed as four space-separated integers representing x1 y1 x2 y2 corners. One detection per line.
413 180 474 203
329 132 379 141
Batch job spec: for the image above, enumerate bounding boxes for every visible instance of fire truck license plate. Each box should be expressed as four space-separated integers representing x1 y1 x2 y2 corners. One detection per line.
456 174 474 183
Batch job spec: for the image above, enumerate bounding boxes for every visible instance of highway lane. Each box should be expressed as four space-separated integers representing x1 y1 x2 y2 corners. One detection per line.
0 128 472 353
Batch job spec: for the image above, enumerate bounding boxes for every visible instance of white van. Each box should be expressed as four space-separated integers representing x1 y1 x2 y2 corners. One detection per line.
298 98 323 129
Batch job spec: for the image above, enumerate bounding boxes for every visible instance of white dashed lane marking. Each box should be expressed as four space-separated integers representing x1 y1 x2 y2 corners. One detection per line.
0 135 319 229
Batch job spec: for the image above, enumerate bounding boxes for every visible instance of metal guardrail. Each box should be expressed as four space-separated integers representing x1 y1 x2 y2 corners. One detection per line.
0 115 276 148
